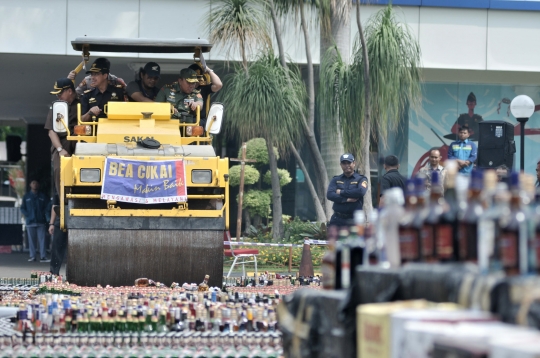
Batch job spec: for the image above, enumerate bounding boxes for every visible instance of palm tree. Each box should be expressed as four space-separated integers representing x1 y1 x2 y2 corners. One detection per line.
206 0 271 71
318 0 351 215
267 0 328 222
320 4 422 216
221 54 307 239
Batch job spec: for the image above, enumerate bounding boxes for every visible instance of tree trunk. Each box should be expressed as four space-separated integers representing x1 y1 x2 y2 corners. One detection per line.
269 0 287 69
269 0 330 221
319 0 349 213
240 37 248 72
299 3 315 134
267 136 284 240
356 2 373 218
289 140 326 222
243 209 252 233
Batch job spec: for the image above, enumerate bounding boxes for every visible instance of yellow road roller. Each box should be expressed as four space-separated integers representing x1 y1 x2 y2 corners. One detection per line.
52 38 228 287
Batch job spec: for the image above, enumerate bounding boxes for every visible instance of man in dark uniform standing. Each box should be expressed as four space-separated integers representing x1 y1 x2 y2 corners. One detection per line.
44 78 80 195
445 92 483 141
80 58 125 122
326 153 368 228
380 155 406 206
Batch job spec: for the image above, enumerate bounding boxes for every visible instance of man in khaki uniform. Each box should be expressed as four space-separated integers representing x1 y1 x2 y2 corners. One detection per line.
155 68 203 122
44 78 80 195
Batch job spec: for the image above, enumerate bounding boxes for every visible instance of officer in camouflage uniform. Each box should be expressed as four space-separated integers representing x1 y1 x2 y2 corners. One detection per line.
326 153 369 228
445 92 483 141
155 68 203 121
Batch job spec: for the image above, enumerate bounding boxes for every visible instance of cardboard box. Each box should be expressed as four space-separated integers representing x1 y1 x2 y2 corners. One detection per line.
392 309 495 358
357 300 460 358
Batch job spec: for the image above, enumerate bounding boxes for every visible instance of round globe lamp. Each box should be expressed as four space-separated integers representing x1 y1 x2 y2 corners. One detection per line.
510 95 535 171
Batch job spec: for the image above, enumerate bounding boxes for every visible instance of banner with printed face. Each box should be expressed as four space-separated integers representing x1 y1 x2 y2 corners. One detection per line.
101 158 187 204
408 83 540 176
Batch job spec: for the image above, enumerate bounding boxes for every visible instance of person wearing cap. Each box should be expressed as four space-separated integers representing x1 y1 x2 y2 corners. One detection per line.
445 92 483 141
80 58 126 122
68 65 126 97
155 68 203 120
448 125 477 175
126 62 161 102
326 153 368 228
44 78 80 194
188 54 222 124
379 155 406 206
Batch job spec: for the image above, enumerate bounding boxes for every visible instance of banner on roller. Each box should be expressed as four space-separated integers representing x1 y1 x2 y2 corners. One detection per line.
101 158 187 204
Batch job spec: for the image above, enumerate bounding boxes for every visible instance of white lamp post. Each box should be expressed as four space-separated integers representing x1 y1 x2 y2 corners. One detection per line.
510 95 535 171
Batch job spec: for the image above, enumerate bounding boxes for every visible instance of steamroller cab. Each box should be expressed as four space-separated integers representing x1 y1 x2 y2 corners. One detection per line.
53 38 228 287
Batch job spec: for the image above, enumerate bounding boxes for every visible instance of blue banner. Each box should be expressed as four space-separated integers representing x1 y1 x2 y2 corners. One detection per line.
101 158 187 204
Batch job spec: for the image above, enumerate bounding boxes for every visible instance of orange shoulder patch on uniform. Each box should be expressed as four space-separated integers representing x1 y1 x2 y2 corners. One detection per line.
361 181 368 188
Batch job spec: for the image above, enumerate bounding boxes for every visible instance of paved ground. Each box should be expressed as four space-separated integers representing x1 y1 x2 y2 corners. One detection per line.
0 252 66 278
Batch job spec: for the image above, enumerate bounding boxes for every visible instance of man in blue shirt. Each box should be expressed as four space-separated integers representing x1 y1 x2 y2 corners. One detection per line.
448 126 477 175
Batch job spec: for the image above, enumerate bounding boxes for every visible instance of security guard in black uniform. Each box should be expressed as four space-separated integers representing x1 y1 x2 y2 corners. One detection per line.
326 153 368 228
80 58 125 121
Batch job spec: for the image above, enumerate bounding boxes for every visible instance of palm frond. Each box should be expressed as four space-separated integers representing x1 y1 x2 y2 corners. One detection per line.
206 0 272 63
320 5 422 159
220 52 307 156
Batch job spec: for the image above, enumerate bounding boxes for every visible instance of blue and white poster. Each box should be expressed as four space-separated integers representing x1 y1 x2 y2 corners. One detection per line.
101 158 188 204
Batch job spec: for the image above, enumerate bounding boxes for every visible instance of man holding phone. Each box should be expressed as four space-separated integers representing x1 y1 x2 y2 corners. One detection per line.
155 68 203 121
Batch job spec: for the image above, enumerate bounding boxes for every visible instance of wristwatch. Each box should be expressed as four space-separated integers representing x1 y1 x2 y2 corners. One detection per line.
57 146 63 152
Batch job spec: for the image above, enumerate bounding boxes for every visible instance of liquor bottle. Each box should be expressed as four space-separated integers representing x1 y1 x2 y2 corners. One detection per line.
441 160 460 261
399 180 421 263
459 170 484 262
532 188 540 273
477 170 500 274
363 211 378 266
378 187 405 267
347 211 364 270
498 172 529 275
321 227 337 290
334 227 349 290
198 276 210 292
423 170 454 261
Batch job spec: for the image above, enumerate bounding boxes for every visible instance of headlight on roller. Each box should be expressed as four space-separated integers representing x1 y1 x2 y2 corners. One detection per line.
192 170 212 184
80 169 101 183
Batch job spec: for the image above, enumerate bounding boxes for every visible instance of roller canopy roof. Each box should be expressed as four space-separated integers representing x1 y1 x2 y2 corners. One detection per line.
71 37 212 53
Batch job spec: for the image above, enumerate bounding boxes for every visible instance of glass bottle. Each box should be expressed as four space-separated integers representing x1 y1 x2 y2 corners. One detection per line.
459 170 484 262
498 172 531 275
399 180 421 263
321 226 337 290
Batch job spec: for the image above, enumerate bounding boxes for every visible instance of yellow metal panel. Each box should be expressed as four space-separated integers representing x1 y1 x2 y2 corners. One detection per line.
96 119 182 145
106 102 172 120
69 208 225 218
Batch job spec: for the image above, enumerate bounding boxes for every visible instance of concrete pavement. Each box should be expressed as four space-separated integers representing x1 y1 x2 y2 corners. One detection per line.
0 252 66 278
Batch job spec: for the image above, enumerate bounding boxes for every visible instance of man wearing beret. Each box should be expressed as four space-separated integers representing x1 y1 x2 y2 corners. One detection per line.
126 61 161 102
44 78 80 195
326 153 368 228
155 68 203 121
80 58 125 122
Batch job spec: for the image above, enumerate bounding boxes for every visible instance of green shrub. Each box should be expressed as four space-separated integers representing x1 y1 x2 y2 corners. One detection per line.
242 190 271 218
263 168 292 187
255 246 325 267
242 138 279 165
229 164 260 187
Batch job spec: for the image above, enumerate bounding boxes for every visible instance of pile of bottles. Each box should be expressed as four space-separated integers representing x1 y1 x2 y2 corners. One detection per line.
1 329 282 357
321 160 540 290
3 272 284 356
222 272 321 292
